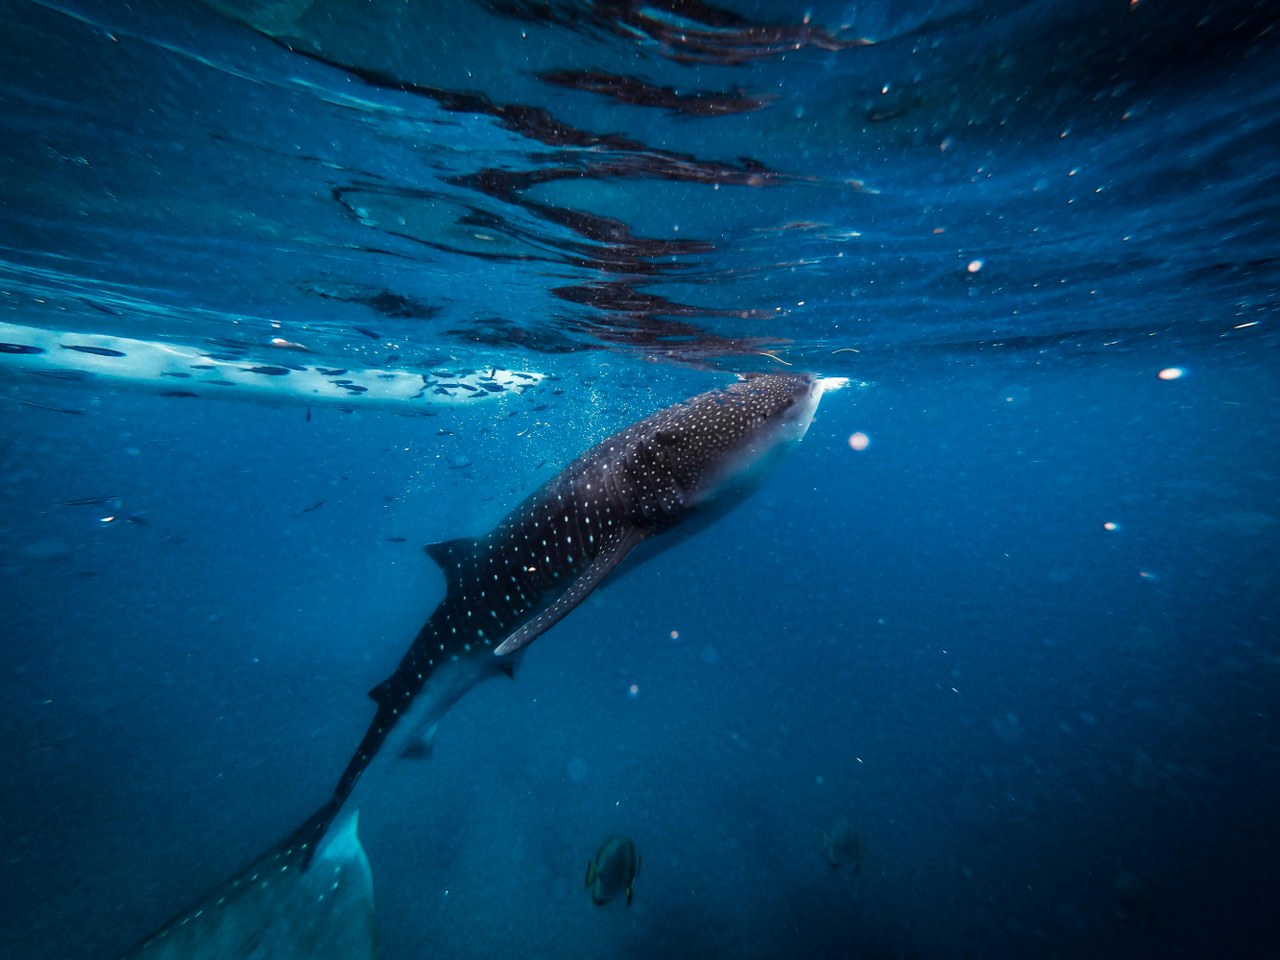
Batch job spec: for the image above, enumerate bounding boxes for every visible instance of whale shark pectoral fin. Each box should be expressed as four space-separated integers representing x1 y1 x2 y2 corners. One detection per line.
494 525 648 656
400 720 440 759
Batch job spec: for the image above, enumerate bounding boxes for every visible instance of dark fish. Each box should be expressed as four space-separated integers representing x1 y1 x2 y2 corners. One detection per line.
301 499 328 514
60 495 123 508
78 297 121 316
245 365 292 376
385 536 407 543
19 399 84 414
586 835 641 907
823 817 860 873
61 344 127 357
354 327 382 340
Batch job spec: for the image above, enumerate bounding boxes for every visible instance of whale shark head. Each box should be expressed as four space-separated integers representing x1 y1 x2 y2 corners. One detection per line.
612 373 846 525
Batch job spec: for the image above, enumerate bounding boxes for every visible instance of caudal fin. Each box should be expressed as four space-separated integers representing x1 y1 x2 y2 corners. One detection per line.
121 808 377 960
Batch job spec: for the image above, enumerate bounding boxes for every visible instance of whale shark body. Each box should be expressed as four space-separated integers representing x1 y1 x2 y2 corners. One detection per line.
122 373 843 958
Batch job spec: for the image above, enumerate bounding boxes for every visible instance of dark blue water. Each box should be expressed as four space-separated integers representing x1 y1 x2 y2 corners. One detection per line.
2 1 1277 958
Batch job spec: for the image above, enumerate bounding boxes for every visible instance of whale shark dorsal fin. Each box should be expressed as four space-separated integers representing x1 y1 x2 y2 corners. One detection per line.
424 536 479 602
493 525 648 656
424 536 476 572
368 678 391 704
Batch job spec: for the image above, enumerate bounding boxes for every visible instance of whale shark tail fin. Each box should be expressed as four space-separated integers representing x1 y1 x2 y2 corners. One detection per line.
122 807 377 960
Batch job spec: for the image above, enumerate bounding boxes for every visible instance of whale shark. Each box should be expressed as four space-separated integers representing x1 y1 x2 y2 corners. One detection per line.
120 372 844 958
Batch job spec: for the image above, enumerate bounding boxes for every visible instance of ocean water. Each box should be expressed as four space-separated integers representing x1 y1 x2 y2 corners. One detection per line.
1 1 1277 958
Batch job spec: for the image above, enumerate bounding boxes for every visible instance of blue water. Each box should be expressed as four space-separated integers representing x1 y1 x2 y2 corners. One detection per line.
2 1 1277 958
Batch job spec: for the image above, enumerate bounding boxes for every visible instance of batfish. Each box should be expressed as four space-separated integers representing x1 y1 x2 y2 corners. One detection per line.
586 835 641 907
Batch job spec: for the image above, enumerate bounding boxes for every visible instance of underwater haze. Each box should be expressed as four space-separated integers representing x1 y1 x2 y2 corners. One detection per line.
1 1 1278 958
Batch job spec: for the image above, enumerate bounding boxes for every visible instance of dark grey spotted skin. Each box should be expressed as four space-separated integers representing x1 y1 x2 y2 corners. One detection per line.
306 374 818 852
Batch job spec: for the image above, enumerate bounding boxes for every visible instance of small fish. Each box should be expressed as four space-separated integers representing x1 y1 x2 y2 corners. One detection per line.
385 536 407 543
301 499 328 514
823 817 860 873
586 835 641 907
61 343 126 357
61 495 123 508
245 365 291 376
19 399 84 414
354 327 382 340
